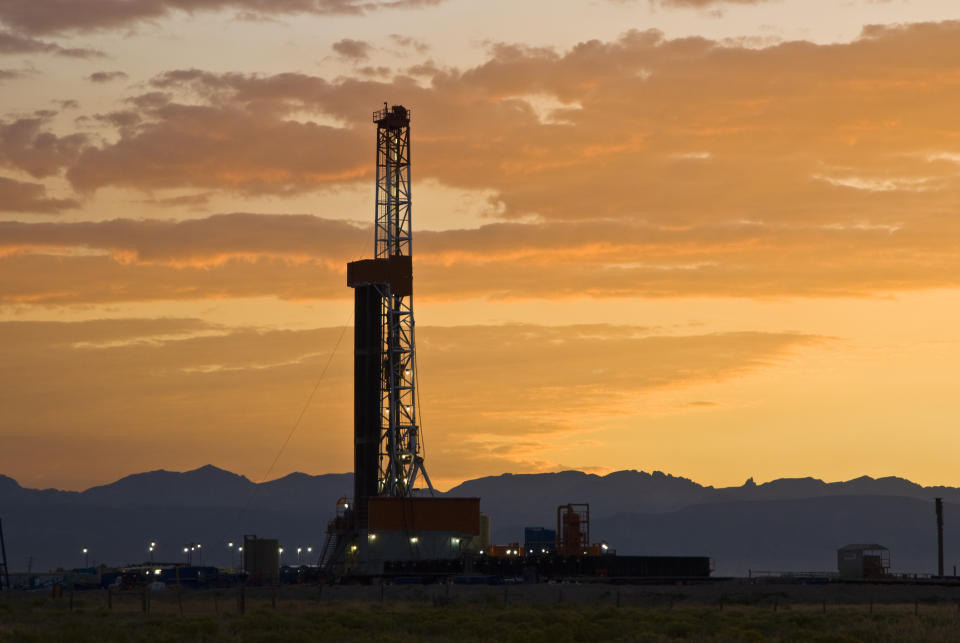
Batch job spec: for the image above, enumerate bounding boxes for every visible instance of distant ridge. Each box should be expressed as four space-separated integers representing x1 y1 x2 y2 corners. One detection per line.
0 466 955 575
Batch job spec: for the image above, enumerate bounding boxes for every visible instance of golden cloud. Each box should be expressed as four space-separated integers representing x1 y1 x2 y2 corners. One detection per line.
0 318 819 488
0 176 79 213
2 213 960 302
5 23 960 302
57 22 960 228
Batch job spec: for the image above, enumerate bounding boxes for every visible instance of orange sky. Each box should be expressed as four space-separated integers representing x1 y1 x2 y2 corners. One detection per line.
3 0 960 492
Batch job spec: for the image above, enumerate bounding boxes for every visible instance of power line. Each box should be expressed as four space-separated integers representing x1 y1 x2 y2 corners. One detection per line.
237 312 352 523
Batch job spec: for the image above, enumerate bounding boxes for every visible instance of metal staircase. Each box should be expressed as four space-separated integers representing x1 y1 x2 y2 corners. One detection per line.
319 527 344 572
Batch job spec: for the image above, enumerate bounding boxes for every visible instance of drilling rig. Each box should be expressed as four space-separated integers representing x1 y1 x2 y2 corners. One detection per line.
313 105 715 583
353 104 431 511
319 105 481 578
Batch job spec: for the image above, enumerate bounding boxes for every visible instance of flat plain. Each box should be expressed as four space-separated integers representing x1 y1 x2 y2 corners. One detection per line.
4 583 960 642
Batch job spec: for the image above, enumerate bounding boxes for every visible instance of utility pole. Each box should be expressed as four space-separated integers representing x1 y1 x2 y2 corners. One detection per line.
936 498 944 577
0 517 9 591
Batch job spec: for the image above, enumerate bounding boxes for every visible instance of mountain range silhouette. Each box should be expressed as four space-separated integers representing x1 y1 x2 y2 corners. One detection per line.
1 466 954 576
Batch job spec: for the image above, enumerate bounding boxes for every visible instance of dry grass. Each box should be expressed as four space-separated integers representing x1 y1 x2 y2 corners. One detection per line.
3 586 960 642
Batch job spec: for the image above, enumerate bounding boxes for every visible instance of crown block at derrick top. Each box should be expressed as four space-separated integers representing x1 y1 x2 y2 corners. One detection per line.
347 255 412 297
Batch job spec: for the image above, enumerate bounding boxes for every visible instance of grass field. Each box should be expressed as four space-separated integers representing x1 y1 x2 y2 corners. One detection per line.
4 585 960 642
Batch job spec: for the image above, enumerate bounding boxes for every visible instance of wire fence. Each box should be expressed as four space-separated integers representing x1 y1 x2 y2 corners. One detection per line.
7 582 960 617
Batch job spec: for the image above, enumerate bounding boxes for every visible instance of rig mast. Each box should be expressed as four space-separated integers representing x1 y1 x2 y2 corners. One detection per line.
373 104 426 498
348 104 432 528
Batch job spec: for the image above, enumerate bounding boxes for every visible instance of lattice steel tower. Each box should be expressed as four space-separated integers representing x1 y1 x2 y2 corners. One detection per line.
348 104 432 526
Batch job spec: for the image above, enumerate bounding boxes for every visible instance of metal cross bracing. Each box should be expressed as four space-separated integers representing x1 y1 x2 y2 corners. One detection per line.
374 105 411 260
372 104 432 498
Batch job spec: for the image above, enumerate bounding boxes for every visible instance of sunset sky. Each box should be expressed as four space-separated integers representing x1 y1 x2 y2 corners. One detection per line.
3 0 960 492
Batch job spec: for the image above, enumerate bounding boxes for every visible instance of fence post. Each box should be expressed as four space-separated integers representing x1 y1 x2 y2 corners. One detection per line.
107 587 112 610
178 587 184 616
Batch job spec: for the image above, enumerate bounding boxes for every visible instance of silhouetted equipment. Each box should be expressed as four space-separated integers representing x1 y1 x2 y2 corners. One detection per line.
837 544 890 580
319 105 708 581
469 554 711 580
0 517 9 591
936 497 944 577
347 104 432 503
557 504 590 556
321 105 480 578
524 527 557 554
352 284 382 529
367 497 480 532
243 535 279 584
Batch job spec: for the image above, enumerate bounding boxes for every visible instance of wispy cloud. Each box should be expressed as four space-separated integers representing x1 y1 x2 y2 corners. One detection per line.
0 29 103 57
0 0 446 35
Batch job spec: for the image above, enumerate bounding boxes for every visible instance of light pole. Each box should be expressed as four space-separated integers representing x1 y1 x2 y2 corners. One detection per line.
183 542 202 566
148 542 156 562
297 547 302 565
228 542 235 570
82 547 89 568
